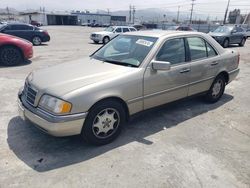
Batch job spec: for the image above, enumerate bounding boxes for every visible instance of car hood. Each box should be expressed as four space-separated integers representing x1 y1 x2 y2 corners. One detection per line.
29 57 135 97
209 32 228 37
92 31 113 35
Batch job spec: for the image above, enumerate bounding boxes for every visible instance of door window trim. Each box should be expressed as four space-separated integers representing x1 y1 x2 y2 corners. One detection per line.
185 36 219 63
152 37 189 67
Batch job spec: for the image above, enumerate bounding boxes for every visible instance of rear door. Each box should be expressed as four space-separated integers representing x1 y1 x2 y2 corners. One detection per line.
143 37 190 109
186 37 219 96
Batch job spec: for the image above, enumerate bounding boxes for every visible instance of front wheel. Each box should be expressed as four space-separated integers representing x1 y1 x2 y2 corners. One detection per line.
223 39 229 48
81 100 126 145
0 46 23 66
32 36 42 45
205 75 226 103
103 36 110 44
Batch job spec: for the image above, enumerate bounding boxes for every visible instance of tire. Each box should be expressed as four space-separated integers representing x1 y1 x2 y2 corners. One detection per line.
103 36 110 44
32 36 42 45
205 75 226 103
223 38 229 48
0 46 23 66
81 100 126 145
239 37 246 47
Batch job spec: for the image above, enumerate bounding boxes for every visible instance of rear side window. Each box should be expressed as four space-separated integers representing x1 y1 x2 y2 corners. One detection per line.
187 37 207 61
206 42 217 57
123 27 130 33
156 38 186 65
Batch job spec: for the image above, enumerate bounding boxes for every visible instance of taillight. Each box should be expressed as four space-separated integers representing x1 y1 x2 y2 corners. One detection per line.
237 53 240 66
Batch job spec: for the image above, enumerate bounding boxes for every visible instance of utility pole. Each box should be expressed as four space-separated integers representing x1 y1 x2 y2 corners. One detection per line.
177 6 180 23
189 0 196 24
129 5 132 23
132 6 136 24
107 9 110 15
223 0 230 24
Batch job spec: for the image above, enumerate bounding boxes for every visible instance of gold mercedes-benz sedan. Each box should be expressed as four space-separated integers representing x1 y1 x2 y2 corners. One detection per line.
18 31 239 145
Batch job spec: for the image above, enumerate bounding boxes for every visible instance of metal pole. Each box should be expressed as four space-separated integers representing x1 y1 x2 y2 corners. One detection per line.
177 6 180 23
190 0 195 24
223 0 230 24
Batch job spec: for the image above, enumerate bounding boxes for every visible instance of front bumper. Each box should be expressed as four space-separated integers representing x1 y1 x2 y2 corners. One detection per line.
42 35 50 42
17 92 87 137
90 35 102 42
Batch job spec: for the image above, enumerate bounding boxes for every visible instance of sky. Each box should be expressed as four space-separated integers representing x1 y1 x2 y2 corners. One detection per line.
1 0 250 19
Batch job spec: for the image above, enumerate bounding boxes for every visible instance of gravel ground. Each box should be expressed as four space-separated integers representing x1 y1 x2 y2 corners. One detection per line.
0 26 249 188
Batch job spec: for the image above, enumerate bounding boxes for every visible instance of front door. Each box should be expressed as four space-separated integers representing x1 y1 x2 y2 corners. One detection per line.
143 38 190 110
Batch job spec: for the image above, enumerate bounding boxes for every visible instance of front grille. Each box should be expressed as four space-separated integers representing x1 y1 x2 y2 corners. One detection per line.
91 34 96 37
23 82 37 106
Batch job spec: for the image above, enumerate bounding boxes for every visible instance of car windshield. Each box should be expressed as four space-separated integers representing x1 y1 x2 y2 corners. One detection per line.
104 27 114 32
0 24 6 30
213 26 232 33
92 35 158 67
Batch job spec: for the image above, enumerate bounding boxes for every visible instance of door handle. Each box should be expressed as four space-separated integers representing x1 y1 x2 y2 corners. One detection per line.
211 61 218 66
179 68 190 73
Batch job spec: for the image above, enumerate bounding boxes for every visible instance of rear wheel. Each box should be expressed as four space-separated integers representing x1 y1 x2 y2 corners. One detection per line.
32 36 42 45
0 46 23 66
81 100 126 145
205 75 226 103
239 38 246 47
223 38 229 48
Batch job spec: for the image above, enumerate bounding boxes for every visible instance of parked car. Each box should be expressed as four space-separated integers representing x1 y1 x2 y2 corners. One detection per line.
90 26 137 44
0 23 50 45
0 33 33 66
18 31 239 145
30 20 42 27
209 25 247 48
167 25 196 31
244 28 250 38
132 24 147 31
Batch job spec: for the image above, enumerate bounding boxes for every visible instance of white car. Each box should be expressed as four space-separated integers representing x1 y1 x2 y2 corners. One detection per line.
90 26 137 44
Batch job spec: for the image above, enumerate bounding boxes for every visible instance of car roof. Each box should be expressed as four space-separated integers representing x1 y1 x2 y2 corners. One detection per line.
7 23 33 26
123 30 198 38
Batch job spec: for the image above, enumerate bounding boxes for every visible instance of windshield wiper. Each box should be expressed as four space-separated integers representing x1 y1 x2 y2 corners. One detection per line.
103 59 138 67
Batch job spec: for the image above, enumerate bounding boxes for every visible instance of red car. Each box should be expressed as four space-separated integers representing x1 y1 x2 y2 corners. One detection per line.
0 33 33 66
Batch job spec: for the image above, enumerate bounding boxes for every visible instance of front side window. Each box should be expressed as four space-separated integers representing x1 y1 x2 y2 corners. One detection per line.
187 37 207 61
123 28 130 33
236 27 243 32
156 38 186 65
115 27 122 33
92 35 157 67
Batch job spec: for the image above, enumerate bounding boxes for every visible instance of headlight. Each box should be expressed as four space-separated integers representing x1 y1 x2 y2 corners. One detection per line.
39 95 72 114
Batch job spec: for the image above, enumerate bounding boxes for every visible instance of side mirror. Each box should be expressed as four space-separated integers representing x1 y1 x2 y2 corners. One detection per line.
151 61 171 71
